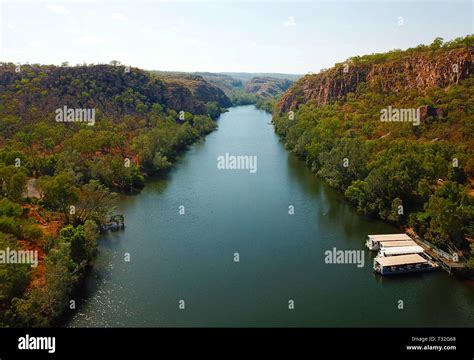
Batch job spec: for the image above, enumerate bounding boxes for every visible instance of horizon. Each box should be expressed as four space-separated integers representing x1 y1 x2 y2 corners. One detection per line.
1 0 472 74
1 32 470 77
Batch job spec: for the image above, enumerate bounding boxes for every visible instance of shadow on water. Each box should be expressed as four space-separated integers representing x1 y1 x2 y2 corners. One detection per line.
285 151 322 197
60 264 109 326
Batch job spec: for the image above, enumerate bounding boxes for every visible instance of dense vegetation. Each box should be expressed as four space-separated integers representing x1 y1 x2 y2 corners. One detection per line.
0 63 226 326
273 37 474 274
229 89 259 106
256 97 278 113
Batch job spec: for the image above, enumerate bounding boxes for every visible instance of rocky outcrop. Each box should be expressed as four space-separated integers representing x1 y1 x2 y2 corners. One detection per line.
368 48 473 91
277 46 474 113
161 73 232 112
244 77 293 98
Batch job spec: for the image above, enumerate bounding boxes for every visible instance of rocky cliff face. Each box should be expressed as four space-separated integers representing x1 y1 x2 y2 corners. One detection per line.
277 47 474 113
244 77 293 98
161 73 232 112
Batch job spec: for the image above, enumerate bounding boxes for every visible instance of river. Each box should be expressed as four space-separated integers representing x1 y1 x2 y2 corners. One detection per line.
69 105 474 327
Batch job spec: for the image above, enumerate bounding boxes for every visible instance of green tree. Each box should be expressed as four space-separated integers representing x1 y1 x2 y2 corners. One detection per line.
0 163 27 202
39 173 79 223
423 181 474 248
75 180 116 226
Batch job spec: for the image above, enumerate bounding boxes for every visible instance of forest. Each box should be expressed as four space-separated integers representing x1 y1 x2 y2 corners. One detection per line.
273 36 474 275
0 63 226 326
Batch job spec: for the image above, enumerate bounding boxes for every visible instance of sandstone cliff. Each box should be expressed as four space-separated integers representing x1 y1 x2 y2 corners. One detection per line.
277 46 474 113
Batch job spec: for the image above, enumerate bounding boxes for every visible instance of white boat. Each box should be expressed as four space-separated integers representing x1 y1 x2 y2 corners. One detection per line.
365 233 411 251
378 245 424 257
373 253 438 275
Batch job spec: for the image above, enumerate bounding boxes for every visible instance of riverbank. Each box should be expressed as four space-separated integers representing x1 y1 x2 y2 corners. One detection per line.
0 106 224 327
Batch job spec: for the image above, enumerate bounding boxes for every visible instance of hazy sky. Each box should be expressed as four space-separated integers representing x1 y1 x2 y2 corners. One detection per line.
1 0 472 74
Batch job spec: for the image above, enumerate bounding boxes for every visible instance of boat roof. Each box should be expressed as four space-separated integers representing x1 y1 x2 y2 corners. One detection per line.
368 234 411 242
380 240 417 247
375 254 427 267
381 246 424 256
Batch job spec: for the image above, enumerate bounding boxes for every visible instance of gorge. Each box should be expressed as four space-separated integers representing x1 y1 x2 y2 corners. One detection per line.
0 36 473 328
68 105 474 327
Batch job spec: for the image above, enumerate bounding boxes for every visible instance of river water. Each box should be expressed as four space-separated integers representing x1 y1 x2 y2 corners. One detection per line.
69 105 474 327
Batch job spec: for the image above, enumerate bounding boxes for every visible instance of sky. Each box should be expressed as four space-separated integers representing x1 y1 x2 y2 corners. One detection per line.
0 0 472 74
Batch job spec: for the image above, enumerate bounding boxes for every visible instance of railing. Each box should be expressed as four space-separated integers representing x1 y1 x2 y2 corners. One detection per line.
413 236 458 262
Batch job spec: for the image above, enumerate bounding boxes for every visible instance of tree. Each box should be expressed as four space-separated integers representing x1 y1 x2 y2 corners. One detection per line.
388 197 403 223
59 224 97 265
430 37 444 50
152 152 171 171
0 163 27 202
84 220 99 262
75 180 116 226
59 225 83 264
39 173 79 223
423 181 473 248
151 103 164 116
205 101 220 119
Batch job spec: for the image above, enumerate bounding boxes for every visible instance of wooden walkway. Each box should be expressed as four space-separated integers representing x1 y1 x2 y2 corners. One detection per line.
405 228 465 274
